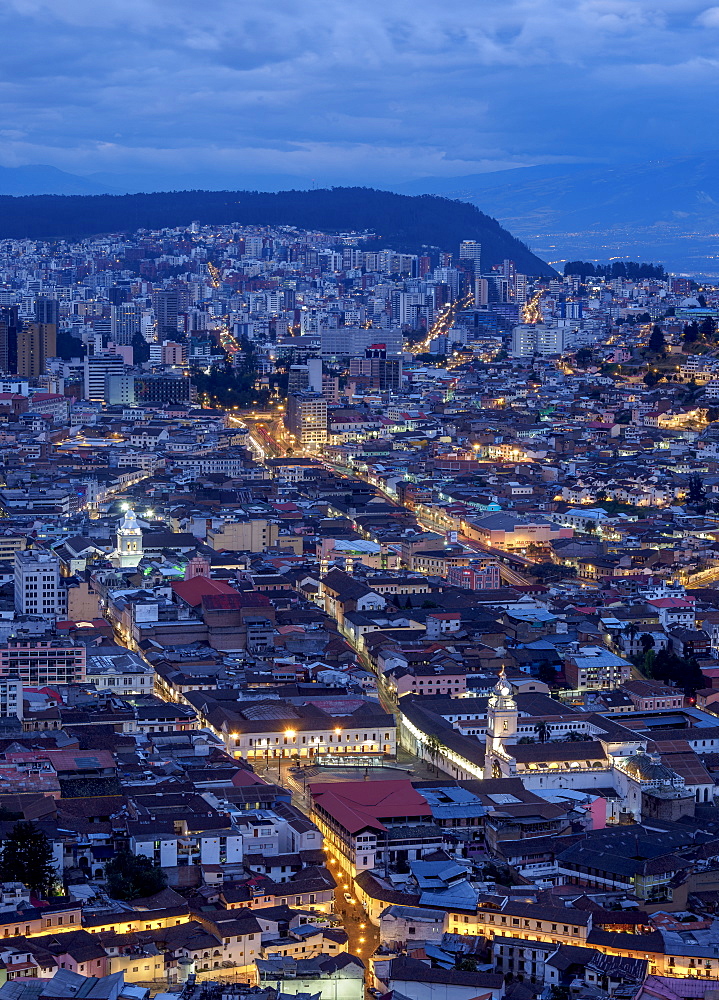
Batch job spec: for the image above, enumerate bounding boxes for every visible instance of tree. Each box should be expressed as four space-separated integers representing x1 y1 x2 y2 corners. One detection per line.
425 734 448 774
131 331 151 364
643 371 659 387
648 325 665 353
701 317 717 341
104 849 168 901
537 662 558 685
56 330 86 361
532 562 577 583
563 261 666 281
640 633 655 654
0 821 57 897
642 648 656 679
687 474 706 505
683 321 699 343
534 720 550 743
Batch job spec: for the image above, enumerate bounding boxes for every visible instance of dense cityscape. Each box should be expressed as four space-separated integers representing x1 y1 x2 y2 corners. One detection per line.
0 220 719 1000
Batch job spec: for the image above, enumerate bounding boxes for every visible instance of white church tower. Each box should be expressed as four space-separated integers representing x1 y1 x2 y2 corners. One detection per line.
484 668 518 778
113 508 143 568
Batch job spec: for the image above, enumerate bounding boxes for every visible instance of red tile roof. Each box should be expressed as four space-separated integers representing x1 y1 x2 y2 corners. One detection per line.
308 779 431 834
202 592 271 611
172 576 238 607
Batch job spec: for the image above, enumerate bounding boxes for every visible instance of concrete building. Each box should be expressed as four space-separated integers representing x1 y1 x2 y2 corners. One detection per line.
0 638 86 685
104 373 135 405
207 518 278 553
84 353 125 402
0 677 22 720
18 323 56 377
14 548 64 617
459 240 482 275
511 323 565 357
286 391 327 450
110 302 141 345
320 326 402 360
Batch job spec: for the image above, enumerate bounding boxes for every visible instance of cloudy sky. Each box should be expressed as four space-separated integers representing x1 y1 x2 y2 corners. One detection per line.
1 0 718 189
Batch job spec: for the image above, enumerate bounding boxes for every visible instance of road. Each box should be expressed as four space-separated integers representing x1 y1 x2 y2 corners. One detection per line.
333 886 378 980
231 409 538 588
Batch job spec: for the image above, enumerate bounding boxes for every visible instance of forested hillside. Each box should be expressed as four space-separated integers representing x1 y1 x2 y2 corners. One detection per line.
0 186 554 275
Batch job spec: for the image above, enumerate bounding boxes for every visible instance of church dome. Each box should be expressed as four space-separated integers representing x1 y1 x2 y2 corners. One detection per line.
489 669 517 711
118 508 141 533
623 748 679 784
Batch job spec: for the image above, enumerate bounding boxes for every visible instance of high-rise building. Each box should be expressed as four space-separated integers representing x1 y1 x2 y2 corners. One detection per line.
17 323 56 377
288 365 310 395
14 548 64 617
502 259 517 284
285 391 327 450
111 302 141 345
108 285 131 306
459 240 482 275
474 278 489 306
511 323 565 357
153 289 179 338
433 267 461 299
514 274 529 305
351 344 402 392
84 353 125 402
135 373 193 404
35 297 60 326
105 373 135 405
320 326 402 360
0 306 19 373
307 357 323 393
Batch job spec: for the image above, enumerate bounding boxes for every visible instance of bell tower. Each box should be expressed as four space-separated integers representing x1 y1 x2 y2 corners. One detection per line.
114 508 143 568
485 668 518 778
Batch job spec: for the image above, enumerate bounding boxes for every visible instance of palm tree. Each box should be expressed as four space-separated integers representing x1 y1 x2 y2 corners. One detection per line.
640 633 655 654
534 720 550 743
626 621 639 652
426 734 448 773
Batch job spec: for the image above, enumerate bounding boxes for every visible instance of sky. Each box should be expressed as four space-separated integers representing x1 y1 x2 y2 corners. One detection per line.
1 0 719 190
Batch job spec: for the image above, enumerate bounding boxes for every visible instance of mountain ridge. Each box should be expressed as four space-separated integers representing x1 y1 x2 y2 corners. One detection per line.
393 156 719 231
0 164 114 196
0 186 555 275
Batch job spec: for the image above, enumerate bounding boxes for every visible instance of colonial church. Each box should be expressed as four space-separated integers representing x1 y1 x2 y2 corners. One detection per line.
111 508 144 569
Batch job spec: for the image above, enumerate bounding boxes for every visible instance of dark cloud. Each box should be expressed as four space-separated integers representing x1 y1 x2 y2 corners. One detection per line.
0 0 716 187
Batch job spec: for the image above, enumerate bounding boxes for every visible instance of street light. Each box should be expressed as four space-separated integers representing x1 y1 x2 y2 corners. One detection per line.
281 729 296 774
